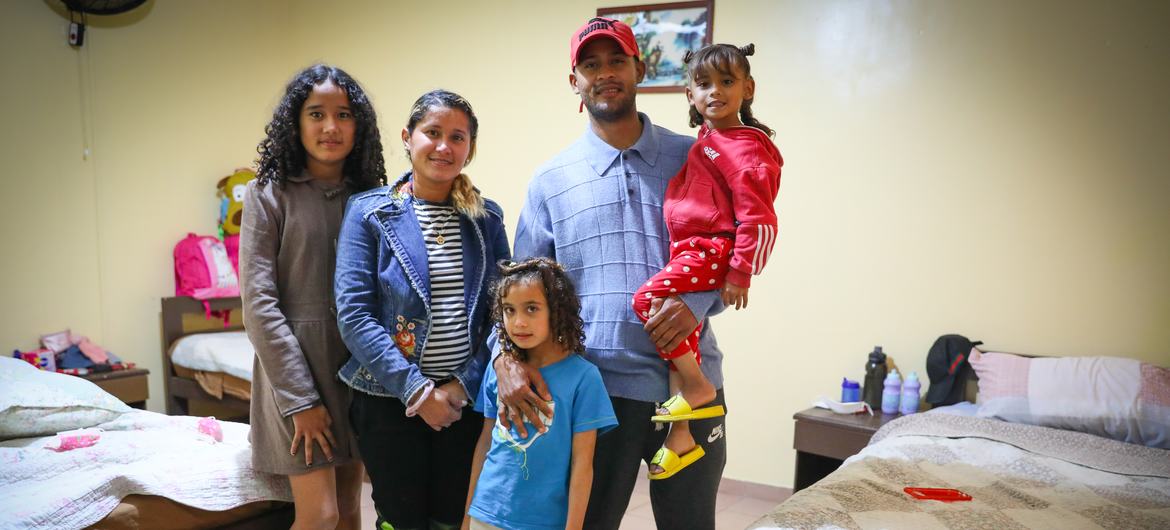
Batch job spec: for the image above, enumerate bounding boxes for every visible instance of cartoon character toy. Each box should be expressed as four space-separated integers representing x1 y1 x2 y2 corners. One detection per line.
216 168 256 237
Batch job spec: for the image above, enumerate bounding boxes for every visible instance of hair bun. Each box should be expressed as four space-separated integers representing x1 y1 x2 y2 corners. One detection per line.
739 43 755 57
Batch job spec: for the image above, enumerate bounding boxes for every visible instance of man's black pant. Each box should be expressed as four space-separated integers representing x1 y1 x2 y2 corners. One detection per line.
585 389 728 530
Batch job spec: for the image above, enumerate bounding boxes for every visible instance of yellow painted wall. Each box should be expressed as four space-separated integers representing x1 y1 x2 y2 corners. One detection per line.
1 2 105 352
2 0 1167 489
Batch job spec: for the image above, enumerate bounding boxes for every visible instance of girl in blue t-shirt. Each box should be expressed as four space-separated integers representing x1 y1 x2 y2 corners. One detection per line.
463 258 617 530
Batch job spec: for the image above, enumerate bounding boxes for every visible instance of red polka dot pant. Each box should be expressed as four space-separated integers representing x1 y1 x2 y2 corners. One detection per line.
632 235 732 365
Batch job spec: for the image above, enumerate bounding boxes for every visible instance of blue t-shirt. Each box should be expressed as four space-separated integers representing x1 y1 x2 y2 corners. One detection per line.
469 354 617 530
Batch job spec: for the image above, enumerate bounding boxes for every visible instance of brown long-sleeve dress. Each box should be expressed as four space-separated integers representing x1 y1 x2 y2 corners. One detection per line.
240 172 357 475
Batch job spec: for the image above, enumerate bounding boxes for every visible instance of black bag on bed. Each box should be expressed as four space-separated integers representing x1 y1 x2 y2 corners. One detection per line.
925 334 983 407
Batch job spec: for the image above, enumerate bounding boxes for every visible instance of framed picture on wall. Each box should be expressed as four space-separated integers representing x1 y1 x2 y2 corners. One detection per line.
597 1 714 93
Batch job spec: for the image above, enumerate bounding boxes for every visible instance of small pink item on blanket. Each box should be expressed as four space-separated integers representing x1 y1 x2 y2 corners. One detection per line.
198 416 223 443
45 428 102 452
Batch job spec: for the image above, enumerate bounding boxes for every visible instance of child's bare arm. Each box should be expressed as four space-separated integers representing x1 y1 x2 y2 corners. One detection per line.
722 279 750 310
566 429 598 530
463 419 495 530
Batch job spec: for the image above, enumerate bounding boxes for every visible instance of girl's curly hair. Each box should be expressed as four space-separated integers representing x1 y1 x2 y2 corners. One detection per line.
684 43 774 138
255 64 386 191
491 258 586 361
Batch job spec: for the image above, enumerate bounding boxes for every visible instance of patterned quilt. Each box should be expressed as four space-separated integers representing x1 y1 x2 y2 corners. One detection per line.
0 411 291 529
749 413 1170 529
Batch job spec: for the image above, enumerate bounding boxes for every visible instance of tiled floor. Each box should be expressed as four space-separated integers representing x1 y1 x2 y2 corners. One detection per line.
359 471 787 529
616 472 785 530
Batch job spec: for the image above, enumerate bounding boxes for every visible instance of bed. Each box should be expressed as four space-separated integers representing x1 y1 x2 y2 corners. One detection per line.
0 356 293 529
749 349 1170 529
161 296 253 420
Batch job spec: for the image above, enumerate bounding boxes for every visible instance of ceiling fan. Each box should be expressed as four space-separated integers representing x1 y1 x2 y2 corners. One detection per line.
62 0 148 46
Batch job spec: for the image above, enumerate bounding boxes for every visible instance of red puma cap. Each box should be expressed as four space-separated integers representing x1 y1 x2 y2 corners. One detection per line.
570 17 640 70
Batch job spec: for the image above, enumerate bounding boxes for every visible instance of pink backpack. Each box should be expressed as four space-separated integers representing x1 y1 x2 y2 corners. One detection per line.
174 233 240 321
223 234 240 276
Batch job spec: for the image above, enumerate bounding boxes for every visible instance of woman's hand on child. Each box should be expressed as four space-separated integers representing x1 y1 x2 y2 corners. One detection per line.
494 353 552 438
289 404 336 466
417 387 463 431
721 281 749 310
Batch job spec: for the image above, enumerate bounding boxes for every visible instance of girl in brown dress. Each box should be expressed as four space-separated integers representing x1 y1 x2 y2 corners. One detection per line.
241 64 386 530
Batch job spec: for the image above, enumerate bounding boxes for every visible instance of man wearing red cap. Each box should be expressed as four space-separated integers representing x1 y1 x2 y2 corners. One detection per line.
495 16 728 529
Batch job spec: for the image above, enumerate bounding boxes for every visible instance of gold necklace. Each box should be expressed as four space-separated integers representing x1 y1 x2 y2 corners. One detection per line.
429 205 456 246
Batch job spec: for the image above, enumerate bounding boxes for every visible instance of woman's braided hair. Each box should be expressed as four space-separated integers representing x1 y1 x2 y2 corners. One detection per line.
404 89 485 218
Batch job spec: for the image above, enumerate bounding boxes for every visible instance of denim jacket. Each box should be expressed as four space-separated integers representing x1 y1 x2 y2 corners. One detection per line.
335 171 510 406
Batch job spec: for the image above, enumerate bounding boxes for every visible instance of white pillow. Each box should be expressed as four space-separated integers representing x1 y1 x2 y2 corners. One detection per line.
970 350 1170 448
170 330 254 381
0 357 131 440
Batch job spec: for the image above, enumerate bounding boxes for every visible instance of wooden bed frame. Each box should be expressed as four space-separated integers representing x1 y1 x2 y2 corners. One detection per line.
219 507 294 530
158 296 297 528
160 296 250 420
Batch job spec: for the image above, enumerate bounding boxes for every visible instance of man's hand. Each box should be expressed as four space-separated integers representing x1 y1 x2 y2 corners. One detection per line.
644 296 699 352
494 353 552 438
289 405 336 466
722 281 749 310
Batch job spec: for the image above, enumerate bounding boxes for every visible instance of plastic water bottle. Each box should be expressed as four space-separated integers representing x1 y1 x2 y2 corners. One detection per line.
862 346 887 411
881 369 902 415
900 372 921 415
841 378 861 403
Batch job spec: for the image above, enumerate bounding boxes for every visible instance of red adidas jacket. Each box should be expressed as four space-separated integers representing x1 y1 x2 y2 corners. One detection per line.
663 125 783 288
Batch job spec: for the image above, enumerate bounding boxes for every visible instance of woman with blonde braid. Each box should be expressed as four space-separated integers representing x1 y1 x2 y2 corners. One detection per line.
334 89 510 530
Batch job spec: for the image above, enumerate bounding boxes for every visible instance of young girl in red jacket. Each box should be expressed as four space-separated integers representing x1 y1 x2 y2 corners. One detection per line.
633 43 783 480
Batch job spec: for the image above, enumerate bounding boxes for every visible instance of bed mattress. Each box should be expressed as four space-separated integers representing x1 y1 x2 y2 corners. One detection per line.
750 413 1170 529
169 331 254 382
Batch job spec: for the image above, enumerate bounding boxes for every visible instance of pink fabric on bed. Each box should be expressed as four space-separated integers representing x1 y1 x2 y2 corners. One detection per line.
968 349 1029 399
1140 363 1170 407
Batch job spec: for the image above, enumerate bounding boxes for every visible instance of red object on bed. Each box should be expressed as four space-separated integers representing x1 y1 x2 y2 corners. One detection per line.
904 487 972 502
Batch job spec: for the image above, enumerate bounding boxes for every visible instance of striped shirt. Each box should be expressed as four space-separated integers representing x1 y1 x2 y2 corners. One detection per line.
414 199 470 379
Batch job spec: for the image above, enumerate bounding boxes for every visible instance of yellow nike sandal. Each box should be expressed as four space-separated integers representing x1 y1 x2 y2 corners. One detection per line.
648 445 706 480
651 394 726 423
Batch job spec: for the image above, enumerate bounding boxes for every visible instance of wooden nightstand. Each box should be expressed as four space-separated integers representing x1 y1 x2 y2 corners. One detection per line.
81 368 150 409
793 407 901 492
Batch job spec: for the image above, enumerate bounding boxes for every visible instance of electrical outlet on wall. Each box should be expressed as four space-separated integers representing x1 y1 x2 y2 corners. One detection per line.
69 22 85 47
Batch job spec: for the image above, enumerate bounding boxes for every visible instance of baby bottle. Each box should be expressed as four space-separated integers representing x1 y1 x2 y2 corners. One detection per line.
841 378 861 403
881 369 902 415
899 372 921 415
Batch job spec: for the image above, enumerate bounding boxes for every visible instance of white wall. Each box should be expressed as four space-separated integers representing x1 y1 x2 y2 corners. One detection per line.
2 0 1167 488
